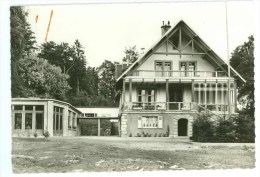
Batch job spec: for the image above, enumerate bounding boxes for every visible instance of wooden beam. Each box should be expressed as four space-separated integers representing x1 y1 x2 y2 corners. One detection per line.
122 79 126 103
181 40 192 52
166 40 168 55
192 40 194 55
153 52 205 55
234 81 237 112
215 80 218 105
98 118 100 136
198 84 201 104
166 79 169 102
129 79 132 102
192 79 195 102
168 40 178 51
179 27 182 52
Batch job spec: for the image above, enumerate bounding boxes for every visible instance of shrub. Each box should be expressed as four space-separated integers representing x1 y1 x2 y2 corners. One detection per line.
234 114 255 143
43 131 50 139
215 117 236 142
166 125 170 137
158 133 162 137
137 133 141 137
163 133 167 137
154 133 157 137
129 133 132 137
192 113 215 142
33 132 38 138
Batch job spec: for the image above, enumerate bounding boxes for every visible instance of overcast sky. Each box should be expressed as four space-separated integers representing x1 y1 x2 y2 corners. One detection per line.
26 1 254 67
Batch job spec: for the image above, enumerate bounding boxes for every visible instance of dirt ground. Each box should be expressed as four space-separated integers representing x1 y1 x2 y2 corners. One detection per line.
12 136 255 173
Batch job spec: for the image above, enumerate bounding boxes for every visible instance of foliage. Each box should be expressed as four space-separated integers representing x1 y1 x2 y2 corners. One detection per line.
192 113 215 142
122 46 139 64
10 6 36 97
230 35 254 116
98 60 117 106
43 131 50 138
33 132 38 138
38 40 87 96
234 113 255 143
18 56 71 100
214 117 236 142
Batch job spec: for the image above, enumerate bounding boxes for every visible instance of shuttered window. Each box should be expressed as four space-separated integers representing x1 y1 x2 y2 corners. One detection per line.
137 116 162 128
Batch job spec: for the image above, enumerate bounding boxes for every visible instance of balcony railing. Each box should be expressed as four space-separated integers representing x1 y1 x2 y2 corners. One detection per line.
122 102 235 113
131 70 227 78
123 102 197 111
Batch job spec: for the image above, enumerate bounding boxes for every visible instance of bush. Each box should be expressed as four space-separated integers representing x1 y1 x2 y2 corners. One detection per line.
33 132 37 138
129 133 132 137
215 118 236 142
192 113 215 142
137 133 141 137
234 114 255 143
43 131 50 139
154 133 157 137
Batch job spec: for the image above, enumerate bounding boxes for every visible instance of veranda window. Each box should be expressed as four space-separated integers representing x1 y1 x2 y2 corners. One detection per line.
35 113 44 130
14 113 22 129
25 113 32 129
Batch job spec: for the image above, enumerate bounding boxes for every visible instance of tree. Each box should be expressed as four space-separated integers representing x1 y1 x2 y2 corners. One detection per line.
10 6 37 97
38 40 88 96
18 56 71 100
98 60 117 106
230 35 254 116
122 46 139 64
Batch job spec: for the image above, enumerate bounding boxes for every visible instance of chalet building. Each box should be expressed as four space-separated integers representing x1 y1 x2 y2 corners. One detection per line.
116 20 245 138
11 98 81 137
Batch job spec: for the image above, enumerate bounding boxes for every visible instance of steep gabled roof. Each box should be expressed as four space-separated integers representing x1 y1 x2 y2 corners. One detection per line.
116 20 246 83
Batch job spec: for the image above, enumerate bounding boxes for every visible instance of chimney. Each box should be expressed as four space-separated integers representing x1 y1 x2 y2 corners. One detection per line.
161 21 171 36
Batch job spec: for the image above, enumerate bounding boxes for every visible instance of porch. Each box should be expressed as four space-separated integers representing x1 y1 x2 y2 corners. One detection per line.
121 78 237 114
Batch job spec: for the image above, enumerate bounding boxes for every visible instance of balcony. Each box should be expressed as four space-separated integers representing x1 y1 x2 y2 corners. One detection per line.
123 102 197 111
122 102 235 114
131 70 227 78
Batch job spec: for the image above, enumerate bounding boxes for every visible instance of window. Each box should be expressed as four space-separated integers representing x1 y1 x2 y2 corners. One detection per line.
155 61 172 77
84 113 97 117
25 113 32 129
14 113 22 129
180 61 196 77
138 116 162 128
72 113 76 129
14 105 23 110
137 89 155 109
25 105 33 110
35 105 44 111
36 113 44 129
68 111 71 129
137 89 155 103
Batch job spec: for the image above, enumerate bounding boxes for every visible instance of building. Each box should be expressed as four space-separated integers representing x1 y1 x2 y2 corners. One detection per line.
11 98 81 137
76 107 120 136
116 20 245 138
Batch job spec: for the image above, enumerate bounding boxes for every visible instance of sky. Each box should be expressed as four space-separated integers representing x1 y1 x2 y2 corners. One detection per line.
25 1 255 67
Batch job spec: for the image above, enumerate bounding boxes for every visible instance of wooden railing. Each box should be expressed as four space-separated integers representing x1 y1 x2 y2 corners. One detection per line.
131 70 227 78
122 102 235 113
123 102 197 111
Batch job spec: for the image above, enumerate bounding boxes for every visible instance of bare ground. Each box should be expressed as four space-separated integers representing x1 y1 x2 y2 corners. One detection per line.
12 137 255 173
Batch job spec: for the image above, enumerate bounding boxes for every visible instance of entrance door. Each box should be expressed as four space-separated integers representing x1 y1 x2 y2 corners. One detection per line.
169 84 183 110
178 118 188 136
